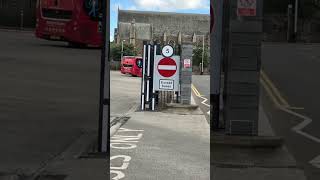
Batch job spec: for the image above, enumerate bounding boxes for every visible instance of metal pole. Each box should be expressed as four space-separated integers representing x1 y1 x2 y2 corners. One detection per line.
98 0 110 154
146 45 151 103
152 45 157 111
287 4 293 42
141 45 147 110
121 40 124 60
20 9 24 30
211 0 224 130
294 0 299 41
201 35 205 75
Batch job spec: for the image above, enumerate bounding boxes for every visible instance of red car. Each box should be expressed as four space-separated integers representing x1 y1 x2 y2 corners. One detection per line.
120 56 143 77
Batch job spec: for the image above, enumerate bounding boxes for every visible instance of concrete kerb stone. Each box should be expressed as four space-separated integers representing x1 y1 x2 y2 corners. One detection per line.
212 134 284 148
0 27 34 33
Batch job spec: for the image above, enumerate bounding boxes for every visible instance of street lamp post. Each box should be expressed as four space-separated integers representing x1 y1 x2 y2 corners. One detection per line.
121 40 125 61
294 0 299 41
201 35 205 75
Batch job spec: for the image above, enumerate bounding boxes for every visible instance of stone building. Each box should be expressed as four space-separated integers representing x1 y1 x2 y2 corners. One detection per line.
114 10 210 55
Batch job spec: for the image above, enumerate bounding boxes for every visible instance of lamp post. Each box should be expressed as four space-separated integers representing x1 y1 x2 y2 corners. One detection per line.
121 40 125 61
201 35 205 75
294 0 299 41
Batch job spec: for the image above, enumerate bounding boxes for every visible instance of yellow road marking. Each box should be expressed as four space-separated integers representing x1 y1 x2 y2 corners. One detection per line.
191 84 201 97
260 78 281 107
260 70 304 110
261 70 290 107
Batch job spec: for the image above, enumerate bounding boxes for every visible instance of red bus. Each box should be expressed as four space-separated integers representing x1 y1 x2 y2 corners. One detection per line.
35 0 102 47
121 56 143 77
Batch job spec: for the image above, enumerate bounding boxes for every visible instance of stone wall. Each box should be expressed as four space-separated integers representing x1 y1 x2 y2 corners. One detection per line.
116 10 210 55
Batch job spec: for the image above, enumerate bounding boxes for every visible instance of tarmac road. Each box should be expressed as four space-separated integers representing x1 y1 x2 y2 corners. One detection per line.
262 43 320 180
192 75 210 122
0 30 140 177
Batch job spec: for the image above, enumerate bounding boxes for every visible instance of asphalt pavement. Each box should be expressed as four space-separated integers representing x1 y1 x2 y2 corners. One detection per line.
262 43 320 180
0 30 140 178
110 102 210 180
192 75 210 122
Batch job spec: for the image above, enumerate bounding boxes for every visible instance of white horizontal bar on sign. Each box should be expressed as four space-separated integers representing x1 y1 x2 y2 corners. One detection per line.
158 65 176 70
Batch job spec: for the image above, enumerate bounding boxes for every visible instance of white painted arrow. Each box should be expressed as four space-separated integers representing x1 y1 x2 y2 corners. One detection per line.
310 155 320 168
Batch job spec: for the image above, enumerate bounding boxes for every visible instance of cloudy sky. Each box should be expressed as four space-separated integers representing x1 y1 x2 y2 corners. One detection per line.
110 0 210 41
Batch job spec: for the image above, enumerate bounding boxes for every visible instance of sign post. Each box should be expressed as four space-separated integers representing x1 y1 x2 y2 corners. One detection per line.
98 0 110 154
211 0 224 130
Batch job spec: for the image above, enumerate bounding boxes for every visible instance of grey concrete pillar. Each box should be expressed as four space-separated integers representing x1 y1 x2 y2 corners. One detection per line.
180 44 193 105
225 0 263 136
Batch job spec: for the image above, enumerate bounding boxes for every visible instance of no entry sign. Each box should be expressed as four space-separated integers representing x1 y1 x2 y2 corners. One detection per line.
153 55 180 91
157 57 177 77
237 0 257 17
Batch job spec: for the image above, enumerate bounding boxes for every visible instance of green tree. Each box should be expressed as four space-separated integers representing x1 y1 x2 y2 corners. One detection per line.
192 45 209 68
110 42 137 61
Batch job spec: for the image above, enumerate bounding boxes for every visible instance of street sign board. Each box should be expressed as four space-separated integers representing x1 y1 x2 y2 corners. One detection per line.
153 55 180 91
159 79 174 90
162 45 174 57
184 59 191 68
158 57 177 77
237 0 257 17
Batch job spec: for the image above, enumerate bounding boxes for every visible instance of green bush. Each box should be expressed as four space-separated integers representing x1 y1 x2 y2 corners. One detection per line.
192 45 209 68
110 42 137 61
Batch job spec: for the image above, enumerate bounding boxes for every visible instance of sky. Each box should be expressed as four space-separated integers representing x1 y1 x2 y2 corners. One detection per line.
110 0 210 41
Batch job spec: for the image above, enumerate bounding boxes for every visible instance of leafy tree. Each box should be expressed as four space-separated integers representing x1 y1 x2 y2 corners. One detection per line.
110 42 137 61
192 45 209 68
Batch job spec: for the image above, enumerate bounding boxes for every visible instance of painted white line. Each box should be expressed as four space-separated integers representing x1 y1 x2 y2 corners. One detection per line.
200 96 210 107
277 106 320 169
279 106 320 144
111 122 123 137
310 155 320 168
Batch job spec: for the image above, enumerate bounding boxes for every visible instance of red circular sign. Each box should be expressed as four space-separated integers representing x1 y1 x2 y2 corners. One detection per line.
157 57 177 77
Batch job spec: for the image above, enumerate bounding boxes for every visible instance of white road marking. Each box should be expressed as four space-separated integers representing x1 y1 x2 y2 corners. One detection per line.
310 155 320 169
279 106 320 144
110 155 132 170
110 170 125 180
199 95 210 107
110 128 144 178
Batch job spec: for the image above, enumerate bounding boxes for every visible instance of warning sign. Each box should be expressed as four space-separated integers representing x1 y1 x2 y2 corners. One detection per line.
184 59 191 68
237 0 257 17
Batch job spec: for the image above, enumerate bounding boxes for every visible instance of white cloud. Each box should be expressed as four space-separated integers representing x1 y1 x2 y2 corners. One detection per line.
132 0 209 11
